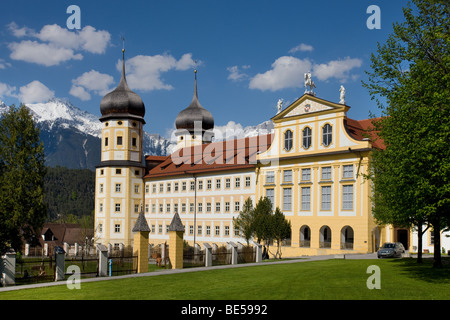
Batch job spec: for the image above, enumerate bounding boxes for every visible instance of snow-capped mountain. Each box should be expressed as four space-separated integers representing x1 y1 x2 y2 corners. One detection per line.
0 98 274 170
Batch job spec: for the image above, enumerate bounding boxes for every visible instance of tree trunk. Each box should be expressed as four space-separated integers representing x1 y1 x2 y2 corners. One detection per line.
432 219 442 268
417 224 423 263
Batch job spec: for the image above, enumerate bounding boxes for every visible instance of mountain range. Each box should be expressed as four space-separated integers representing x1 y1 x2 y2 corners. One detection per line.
0 98 274 171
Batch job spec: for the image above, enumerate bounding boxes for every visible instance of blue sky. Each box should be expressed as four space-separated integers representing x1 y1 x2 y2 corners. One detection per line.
0 0 407 137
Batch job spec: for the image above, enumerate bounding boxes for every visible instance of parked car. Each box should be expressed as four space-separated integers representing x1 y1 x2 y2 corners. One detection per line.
377 242 405 258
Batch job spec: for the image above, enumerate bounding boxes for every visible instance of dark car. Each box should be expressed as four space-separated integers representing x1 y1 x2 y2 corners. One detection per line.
377 242 405 258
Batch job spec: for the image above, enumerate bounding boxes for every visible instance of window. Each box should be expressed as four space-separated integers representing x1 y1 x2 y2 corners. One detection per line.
283 188 292 211
190 203 194 212
166 204 171 213
115 203 121 212
167 183 171 192
215 202 221 212
159 225 163 234
301 187 311 211
116 169 121 175
322 124 332 146
342 185 354 210
99 224 103 232
234 227 240 237
207 180 212 190
174 182 179 191
99 203 103 212
134 184 140 193
302 127 312 149
343 165 354 179
225 202 230 212
283 170 292 183
206 202 211 212
301 168 311 181
284 130 293 151
321 167 332 180
225 178 231 188
266 171 275 184
190 181 195 191
132 137 137 147
181 203 186 213
225 226 230 236
151 225 155 233
235 178 240 188
234 201 240 212
189 226 194 235
115 184 121 192
134 204 139 213
321 186 332 210
152 204 156 213
198 180 203 190
145 184 149 193
266 188 274 209
159 204 163 213
197 225 202 235
245 176 251 187
182 181 187 191
216 179 221 189
198 203 203 212
206 226 211 236
159 184 163 192
114 224 120 233
99 184 103 193
104 137 108 147
215 226 220 236
152 184 156 193
117 136 123 145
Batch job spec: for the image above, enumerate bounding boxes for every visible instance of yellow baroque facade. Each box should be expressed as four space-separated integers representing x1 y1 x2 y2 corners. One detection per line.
256 94 382 256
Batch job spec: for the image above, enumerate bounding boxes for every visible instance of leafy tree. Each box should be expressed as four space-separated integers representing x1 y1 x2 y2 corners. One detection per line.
363 0 450 267
233 197 254 244
0 105 47 254
271 208 291 259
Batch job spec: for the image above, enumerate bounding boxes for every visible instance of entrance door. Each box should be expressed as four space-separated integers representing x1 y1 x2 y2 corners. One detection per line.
396 229 409 250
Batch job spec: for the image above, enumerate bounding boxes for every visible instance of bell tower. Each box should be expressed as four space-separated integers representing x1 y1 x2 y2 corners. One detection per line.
94 48 146 249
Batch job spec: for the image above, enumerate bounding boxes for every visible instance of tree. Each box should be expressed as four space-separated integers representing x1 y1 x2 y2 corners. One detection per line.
363 0 450 267
233 197 254 244
0 105 47 254
271 208 291 259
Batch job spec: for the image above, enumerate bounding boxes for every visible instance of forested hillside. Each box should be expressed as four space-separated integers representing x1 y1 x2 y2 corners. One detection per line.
44 166 95 222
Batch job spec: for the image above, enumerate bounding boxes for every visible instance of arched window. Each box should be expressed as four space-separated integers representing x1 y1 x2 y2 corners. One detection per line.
322 124 332 146
341 226 354 250
284 130 293 151
320 225 332 248
300 225 311 248
302 127 312 149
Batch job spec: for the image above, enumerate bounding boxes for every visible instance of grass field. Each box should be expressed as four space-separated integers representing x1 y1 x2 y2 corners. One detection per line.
1 257 450 300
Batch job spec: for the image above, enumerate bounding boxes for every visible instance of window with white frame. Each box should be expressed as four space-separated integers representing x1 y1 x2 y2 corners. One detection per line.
342 185 354 210
321 186 332 210
284 130 293 151
343 165 354 179
215 202 221 212
321 167 332 180
234 201 240 212
215 226 220 236
216 179 221 189
225 202 230 212
302 127 312 149
283 188 292 211
283 170 292 183
224 226 230 236
115 203 121 212
266 188 274 209
114 224 120 233
301 168 311 181
266 171 275 184
115 183 121 192
245 176 251 187
206 226 211 235
235 177 240 188
301 187 311 211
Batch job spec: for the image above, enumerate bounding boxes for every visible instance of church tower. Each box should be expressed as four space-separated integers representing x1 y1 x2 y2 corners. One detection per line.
94 48 146 249
174 70 214 151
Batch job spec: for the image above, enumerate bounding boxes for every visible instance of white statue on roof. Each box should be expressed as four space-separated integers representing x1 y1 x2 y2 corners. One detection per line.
339 85 346 104
277 98 283 114
304 71 316 96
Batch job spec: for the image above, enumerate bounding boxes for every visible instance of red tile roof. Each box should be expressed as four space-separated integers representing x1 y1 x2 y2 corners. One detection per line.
145 134 274 179
345 117 385 150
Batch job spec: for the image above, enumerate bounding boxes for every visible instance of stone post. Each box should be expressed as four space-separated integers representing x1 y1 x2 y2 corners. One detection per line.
24 244 30 257
132 212 150 273
229 242 238 265
168 212 185 269
97 244 108 277
63 242 69 255
204 243 212 267
253 242 262 263
1 250 16 286
54 246 66 281
43 243 49 256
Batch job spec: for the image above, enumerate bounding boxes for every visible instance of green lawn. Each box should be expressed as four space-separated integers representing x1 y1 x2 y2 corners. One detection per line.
1 258 450 300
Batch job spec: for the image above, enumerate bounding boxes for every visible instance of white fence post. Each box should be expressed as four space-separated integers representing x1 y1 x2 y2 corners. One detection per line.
204 243 212 267
54 246 66 281
97 244 108 277
1 250 16 286
229 242 238 265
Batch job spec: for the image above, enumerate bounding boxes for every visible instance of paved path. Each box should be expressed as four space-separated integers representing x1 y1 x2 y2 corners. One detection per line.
0 253 378 293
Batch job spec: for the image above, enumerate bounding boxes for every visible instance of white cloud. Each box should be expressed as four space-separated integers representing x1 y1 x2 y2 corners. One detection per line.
0 59 12 70
70 70 114 100
19 80 55 104
7 22 111 66
119 53 196 91
0 82 17 99
289 43 314 53
249 56 312 91
9 40 83 66
313 57 363 82
227 65 250 82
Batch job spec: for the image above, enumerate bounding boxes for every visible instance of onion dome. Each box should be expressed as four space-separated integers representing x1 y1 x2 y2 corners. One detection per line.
100 49 145 122
175 70 214 133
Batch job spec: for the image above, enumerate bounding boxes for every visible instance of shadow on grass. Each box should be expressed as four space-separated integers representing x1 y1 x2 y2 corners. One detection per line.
386 256 450 284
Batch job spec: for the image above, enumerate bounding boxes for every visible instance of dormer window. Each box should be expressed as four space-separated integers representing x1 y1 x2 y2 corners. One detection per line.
284 130 293 151
322 124 332 147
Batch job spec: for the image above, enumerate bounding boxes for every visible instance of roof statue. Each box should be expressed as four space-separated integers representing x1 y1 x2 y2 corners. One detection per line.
277 99 283 114
304 71 316 96
339 85 346 105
